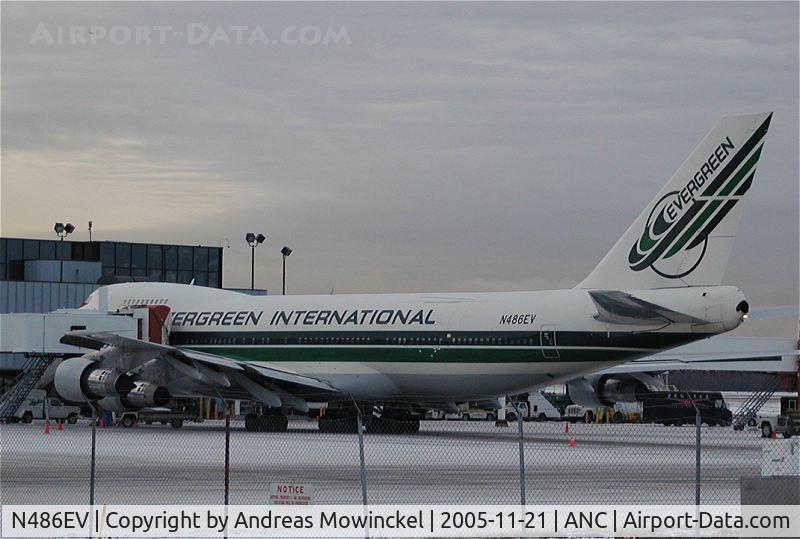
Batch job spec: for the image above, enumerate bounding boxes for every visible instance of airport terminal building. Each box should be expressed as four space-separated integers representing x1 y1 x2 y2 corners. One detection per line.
0 236 225 377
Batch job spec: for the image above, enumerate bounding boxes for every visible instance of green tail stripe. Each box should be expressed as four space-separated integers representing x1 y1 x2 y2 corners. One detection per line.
686 199 737 250
718 145 762 196
664 200 721 258
733 171 754 197
638 229 657 252
700 114 770 197
663 145 762 259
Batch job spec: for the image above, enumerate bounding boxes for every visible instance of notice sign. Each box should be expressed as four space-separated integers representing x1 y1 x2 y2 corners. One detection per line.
268 483 314 505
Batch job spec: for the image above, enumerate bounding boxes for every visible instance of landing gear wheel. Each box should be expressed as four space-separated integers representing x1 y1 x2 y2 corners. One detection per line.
403 419 420 434
244 414 258 431
318 415 358 433
367 417 386 434
318 416 332 433
170 418 183 429
265 415 289 432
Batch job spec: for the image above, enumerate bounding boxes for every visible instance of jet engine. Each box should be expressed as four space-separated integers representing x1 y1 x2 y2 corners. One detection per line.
124 381 171 408
96 382 171 411
54 354 135 403
567 373 656 408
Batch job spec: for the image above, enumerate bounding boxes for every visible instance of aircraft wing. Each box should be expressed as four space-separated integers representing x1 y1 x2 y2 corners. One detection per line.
60 331 340 408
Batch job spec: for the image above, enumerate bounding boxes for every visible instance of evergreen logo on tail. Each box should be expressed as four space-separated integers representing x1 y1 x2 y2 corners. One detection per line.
627 114 771 278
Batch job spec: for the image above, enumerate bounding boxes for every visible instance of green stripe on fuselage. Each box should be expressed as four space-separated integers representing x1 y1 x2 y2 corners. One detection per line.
185 346 647 364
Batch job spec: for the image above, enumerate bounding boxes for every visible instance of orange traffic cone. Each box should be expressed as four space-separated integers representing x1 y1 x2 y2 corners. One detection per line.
43 421 50 434
56 420 63 431
98 418 105 428
568 436 576 448
563 422 569 434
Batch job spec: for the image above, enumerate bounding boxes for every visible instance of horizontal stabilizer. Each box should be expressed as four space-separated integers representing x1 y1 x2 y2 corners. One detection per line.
589 290 707 325
748 306 799 320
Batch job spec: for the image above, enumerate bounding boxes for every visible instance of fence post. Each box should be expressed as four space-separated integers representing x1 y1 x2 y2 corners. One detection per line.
356 406 368 507
695 408 701 506
89 403 96 507
224 405 230 506
513 400 526 506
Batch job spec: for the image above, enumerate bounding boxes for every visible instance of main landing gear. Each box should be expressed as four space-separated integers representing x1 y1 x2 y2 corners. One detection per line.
318 403 421 434
244 411 289 432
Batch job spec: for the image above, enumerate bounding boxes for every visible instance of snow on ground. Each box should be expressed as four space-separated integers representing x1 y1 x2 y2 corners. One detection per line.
0 419 770 505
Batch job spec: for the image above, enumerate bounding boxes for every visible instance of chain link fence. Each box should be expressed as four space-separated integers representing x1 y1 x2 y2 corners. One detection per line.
0 398 793 507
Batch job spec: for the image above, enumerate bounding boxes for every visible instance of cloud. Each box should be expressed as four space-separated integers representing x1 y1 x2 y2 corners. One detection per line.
1 2 797 325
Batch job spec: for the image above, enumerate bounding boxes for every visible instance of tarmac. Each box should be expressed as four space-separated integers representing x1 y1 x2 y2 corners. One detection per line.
0 419 771 505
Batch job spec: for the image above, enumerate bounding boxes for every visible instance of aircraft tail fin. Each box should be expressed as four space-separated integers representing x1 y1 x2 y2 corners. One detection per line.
577 112 772 290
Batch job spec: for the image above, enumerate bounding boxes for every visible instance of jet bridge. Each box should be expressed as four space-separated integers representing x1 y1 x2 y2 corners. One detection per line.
0 310 141 355
0 300 151 421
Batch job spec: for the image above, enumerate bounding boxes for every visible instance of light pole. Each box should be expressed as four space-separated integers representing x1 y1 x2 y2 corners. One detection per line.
245 233 266 290
281 246 292 295
54 223 75 282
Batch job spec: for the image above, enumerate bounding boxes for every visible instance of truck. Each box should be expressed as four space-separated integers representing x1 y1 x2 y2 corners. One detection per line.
428 392 561 422
640 390 732 427
756 396 800 438
116 398 206 428
10 389 81 424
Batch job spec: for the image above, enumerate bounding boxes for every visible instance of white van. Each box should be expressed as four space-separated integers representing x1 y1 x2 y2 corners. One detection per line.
12 389 81 424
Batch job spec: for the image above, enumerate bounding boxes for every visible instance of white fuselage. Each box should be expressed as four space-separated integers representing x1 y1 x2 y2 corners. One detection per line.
82 282 746 402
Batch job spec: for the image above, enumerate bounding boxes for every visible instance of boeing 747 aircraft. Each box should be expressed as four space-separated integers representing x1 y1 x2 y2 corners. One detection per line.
55 112 771 433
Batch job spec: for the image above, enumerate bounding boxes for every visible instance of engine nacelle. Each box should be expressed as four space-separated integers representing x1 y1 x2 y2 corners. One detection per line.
124 381 170 408
54 355 135 403
567 374 652 408
95 396 130 413
95 382 170 411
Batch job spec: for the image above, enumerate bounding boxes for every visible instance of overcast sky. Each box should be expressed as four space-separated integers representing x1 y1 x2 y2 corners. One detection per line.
1 2 797 335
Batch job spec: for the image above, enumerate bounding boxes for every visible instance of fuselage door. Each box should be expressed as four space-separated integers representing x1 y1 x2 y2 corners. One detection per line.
540 324 559 359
